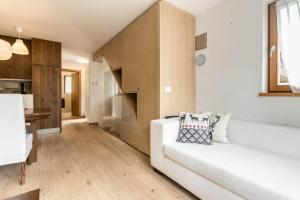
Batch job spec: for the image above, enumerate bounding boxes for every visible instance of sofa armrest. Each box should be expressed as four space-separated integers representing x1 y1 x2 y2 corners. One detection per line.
150 118 180 168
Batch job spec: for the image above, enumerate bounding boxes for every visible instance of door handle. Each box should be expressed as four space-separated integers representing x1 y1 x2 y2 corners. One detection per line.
269 45 276 57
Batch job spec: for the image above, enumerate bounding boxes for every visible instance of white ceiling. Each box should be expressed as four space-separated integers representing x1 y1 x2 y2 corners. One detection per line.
0 0 222 65
167 0 224 16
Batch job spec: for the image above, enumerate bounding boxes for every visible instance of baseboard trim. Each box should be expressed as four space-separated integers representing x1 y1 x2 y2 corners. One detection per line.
37 128 60 135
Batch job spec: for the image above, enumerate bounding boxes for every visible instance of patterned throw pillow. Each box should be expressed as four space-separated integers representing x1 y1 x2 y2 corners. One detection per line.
176 112 212 145
209 113 231 143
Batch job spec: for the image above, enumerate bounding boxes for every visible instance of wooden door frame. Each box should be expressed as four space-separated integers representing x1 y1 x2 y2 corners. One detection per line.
61 69 81 117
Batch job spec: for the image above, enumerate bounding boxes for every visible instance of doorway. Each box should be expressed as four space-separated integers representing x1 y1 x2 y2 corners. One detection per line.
61 69 81 120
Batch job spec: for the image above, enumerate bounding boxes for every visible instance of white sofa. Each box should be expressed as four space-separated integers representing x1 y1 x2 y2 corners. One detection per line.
150 118 300 200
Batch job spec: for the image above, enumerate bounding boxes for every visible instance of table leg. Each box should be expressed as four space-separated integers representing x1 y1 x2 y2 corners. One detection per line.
28 121 38 163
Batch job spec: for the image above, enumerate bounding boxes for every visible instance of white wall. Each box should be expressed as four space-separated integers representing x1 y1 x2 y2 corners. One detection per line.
62 60 88 117
196 0 300 128
89 61 104 124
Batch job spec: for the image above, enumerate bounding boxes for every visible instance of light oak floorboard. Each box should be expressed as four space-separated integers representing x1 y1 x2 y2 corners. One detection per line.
0 120 198 200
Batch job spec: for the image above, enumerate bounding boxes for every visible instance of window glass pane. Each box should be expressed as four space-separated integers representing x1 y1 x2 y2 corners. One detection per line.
65 76 72 94
278 51 289 85
277 2 300 86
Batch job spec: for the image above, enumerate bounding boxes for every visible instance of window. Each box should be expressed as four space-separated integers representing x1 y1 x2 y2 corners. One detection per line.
268 1 300 93
64 75 72 94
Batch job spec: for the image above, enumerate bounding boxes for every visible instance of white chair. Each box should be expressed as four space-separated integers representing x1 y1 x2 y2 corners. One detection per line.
22 94 33 128
22 94 34 111
0 94 33 185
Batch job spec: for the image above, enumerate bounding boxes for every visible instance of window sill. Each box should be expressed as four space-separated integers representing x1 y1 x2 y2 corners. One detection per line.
259 93 300 97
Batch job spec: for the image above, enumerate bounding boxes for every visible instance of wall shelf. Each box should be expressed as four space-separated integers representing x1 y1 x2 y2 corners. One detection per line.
0 78 32 82
112 68 122 90
123 88 139 94
123 92 137 118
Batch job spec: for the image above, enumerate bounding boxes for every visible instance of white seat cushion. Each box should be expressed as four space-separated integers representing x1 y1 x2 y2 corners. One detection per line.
164 142 300 200
25 134 33 159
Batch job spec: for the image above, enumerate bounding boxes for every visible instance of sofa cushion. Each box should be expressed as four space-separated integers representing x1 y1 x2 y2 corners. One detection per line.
228 120 300 159
209 113 231 144
164 142 300 200
177 112 212 145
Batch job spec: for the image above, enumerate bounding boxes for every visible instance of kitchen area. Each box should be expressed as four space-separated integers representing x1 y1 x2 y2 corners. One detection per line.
0 79 31 94
0 33 32 94
0 32 62 133
0 29 63 184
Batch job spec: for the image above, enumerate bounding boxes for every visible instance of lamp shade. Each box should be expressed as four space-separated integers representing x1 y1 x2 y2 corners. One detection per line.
12 39 29 55
0 39 12 60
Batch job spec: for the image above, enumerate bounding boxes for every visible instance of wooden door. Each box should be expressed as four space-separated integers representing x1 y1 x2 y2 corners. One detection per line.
71 72 80 117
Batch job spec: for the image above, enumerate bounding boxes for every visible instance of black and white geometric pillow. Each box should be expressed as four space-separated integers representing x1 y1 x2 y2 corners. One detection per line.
176 112 212 145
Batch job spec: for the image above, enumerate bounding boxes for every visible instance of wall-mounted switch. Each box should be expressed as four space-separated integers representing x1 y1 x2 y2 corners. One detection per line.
164 86 172 93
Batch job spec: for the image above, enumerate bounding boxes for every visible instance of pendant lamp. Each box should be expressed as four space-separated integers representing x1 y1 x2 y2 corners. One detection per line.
0 39 12 60
12 27 29 55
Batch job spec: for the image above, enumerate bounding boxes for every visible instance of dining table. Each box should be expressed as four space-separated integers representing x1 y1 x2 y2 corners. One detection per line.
25 108 51 163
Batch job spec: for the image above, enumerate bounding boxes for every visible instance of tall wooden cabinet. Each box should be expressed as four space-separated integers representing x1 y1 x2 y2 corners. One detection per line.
93 1 195 155
32 38 62 130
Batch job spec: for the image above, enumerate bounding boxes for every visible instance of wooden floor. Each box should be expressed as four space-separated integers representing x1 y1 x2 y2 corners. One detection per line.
0 120 198 200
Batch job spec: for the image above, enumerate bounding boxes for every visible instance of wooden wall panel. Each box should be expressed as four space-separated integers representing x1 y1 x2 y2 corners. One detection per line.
32 38 61 130
0 35 32 79
93 1 195 155
103 34 123 70
159 1 196 117
122 22 142 92
195 33 207 51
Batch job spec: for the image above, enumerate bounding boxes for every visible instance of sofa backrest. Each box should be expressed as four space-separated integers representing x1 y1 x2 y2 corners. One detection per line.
227 120 300 159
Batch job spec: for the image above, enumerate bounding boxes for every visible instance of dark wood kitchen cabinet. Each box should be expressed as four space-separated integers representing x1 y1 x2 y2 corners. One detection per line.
32 65 61 94
32 38 61 130
32 39 61 66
